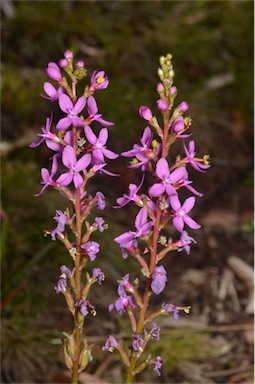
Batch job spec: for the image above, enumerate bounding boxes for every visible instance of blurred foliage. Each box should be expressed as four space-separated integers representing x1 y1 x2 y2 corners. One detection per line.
1 0 253 382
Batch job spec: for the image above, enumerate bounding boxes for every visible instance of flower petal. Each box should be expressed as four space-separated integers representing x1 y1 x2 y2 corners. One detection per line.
135 207 147 230
149 183 165 197
62 145 77 169
73 173 83 188
87 96 98 115
170 195 181 211
59 94 73 113
182 196 196 213
73 96 86 114
183 216 201 230
156 158 170 180
56 117 71 130
44 82 57 97
56 172 73 186
102 148 119 159
84 125 97 144
173 216 184 232
76 154 91 171
98 128 108 145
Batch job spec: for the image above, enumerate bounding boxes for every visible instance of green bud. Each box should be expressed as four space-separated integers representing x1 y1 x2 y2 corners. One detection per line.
79 345 93 371
166 53 173 60
157 68 164 81
73 67 87 80
159 56 165 66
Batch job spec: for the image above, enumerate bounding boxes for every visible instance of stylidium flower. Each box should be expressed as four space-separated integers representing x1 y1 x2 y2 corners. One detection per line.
149 158 186 197
42 82 65 102
84 96 113 126
183 140 210 172
115 177 144 208
84 126 118 164
96 191 106 210
30 114 59 149
51 210 68 240
75 297 89 317
102 335 119 352
109 294 136 315
92 268 105 284
90 70 109 91
35 155 59 196
117 274 133 296
170 195 201 233
149 323 161 340
152 356 163 376
56 94 86 130
81 241 100 261
151 266 167 295
55 277 67 294
132 334 145 351
161 304 179 320
94 217 105 232
56 145 91 188
177 231 196 255
121 127 153 158
114 207 153 245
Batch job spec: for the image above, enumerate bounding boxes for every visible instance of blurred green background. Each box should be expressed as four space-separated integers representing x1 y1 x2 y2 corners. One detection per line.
1 1 253 383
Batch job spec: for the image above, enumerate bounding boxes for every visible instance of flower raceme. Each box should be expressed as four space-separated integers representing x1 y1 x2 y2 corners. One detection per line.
30 50 119 381
106 53 210 381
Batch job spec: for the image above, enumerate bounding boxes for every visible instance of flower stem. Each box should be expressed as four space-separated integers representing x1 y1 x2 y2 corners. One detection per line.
71 187 83 383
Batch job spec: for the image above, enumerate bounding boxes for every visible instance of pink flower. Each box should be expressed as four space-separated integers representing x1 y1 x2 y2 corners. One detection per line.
56 94 86 130
170 195 201 232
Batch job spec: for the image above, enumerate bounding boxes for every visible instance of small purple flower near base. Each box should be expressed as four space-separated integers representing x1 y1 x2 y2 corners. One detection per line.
75 298 89 317
55 277 67 294
151 266 167 295
149 323 161 340
183 140 210 172
92 268 105 284
177 231 196 255
162 304 179 320
109 294 136 316
132 334 145 351
115 178 144 208
81 241 100 261
152 356 163 376
35 155 59 196
102 335 119 352
96 191 106 210
94 217 105 232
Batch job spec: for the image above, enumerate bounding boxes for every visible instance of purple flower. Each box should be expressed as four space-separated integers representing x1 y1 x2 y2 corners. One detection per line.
118 239 137 259
56 145 91 188
84 126 118 164
162 304 179 320
115 177 144 208
92 268 105 284
183 140 210 172
81 241 100 261
177 231 196 255
30 114 60 150
55 277 67 294
109 294 136 315
85 96 113 126
152 356 163 376
94 217 105 232
96 191 106 210
139 106 152 121
35 155 59 196
90 70 109 91
149 323 161 340
75 297 89 317
51 210 68 240
149 158 186 197
121 127 153 158
60 265 71 277
56 94 86 130
132 334 145 351
102 335 119 352
46 62 63 82
117 274 133 296
42 82 65 102
170 195 201 233
151 266 167 295
114 207 153 245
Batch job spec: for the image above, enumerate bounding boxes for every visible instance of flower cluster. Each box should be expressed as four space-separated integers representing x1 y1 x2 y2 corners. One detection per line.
30 50 117 379
103 54 210 379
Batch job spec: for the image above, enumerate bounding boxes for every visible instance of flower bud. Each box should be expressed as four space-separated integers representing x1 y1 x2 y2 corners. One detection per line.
172 116 184 133
139 106 152 121
170 86 177 95
156 99 168 111
64 50 73 59
76 60 85 68
59 58 68 68
178 101 189 113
